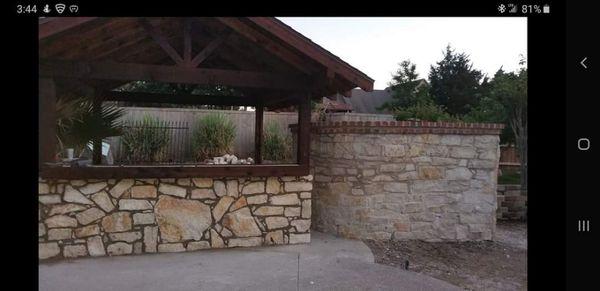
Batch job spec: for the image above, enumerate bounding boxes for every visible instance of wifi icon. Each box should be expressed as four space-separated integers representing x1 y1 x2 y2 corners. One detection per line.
55 3 66 14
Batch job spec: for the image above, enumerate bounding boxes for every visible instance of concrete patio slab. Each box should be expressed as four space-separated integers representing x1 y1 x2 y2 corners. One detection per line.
39 232 460 291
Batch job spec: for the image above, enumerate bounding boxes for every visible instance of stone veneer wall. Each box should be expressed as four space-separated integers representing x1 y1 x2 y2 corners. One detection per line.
38 176 312 260
309 121 503 242
496 184 527 220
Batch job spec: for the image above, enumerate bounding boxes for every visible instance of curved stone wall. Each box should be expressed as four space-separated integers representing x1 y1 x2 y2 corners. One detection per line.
38 176 312 260
310 121 503 242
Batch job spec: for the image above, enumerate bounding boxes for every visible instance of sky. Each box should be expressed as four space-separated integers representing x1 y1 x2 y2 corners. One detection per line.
278 17 527 90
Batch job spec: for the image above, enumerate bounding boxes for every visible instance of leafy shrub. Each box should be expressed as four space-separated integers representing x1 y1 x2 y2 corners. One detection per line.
192 114 236 161
392 101 458 122
120 115 170 163
263 122 293 162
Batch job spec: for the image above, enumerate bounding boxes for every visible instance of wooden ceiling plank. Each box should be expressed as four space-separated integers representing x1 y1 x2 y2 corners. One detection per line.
183 18 193 63
138 18 184 65
190 33 230 68
39 17 98 40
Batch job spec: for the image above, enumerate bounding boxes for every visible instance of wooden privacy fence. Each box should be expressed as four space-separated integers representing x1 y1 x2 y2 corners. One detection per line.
107 107 298 159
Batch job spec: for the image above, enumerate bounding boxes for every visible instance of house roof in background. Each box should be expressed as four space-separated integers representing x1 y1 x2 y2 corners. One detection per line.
335 88 394 114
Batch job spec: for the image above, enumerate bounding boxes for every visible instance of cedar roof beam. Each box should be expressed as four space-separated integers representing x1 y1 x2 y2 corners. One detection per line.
183 18 193 63
101 91 259 106
138 18 185 65
190 32 231 68
40 59 310 91
215 17 314 75
39 17 98 40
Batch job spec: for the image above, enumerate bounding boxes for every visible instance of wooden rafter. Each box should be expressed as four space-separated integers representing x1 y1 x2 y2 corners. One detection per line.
190 32 231 68
138 18 184 65
183 18 193 63
40 59 310 90
102 91 259 106
39 17 98 40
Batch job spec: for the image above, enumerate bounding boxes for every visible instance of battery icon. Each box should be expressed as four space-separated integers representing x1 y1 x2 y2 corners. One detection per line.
543 4 550 13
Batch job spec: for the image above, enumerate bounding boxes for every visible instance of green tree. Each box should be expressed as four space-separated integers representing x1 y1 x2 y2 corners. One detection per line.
379 60 432 111
429 45 486 115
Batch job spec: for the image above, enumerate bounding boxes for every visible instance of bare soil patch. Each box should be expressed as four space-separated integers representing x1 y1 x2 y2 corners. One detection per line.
364 221 527 290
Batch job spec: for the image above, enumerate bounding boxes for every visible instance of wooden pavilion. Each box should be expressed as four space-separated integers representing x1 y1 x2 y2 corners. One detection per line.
39 17 374 179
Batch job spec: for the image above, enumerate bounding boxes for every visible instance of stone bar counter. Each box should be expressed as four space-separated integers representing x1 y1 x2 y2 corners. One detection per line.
38 176 313 260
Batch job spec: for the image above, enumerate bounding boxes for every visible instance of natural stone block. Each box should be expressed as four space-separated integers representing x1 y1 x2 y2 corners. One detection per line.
39 223 46 237
158 184 187 198
45 215 78 228
187 241 210 251
101 212 132 233
301 200 311 219
109 231 142 243
289 233 310 244
134 242 143 254
214 181 226 197
39 183 50 194
91 191 115 212
143 226 158 253
230 197 247 212
192 178 213 188
119 199 153 211
222 207 261 237
253 206 284 216
228 237 262 247
87 236 106 256
449 147 477 159
74 224 100 238
154 196 212 242
383 182 408 193
109 179 134 198
226 180 239 197
212 196 235 222
79 182 107 195
300 192 311 199
242 182 265 195
265 217 289 229
70 180 87 186
210 229 225 248
446 167 473 180
131 185 158 198
191 188 216 200
63 185 93 205
265 230 284 245
266 177 280 194
247 194 268 205
63 244 88 258
418 167 444 179
270 194 300 206
291 219 311 232
176 179 191 186
76 207 105 225
107 242 132 256
383 144 406 157
48 204 86 216
39 242 60 259
133 213 156 225
221 227 233 238
48 228 72 240
372 175 394 182
284 182 312 192
39 195 61 205
284 207 301 217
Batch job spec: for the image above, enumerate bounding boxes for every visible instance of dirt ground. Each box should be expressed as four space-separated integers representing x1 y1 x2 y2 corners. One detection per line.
365 221 527 290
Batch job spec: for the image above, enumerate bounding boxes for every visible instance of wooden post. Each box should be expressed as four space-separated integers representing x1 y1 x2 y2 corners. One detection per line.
39 78 56 167
297 93 311 166
92 92 102 165
254 102 264 164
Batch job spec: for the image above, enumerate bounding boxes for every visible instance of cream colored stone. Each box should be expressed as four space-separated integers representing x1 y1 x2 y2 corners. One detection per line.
226 180 239 197
119 199 153 211
266 178 280 194
79 182 107 195
109 231 142 243
48 204 87 216
75 207 105 225
144 226 158 253
289 233 310 244
158 243 186 253
265 230 284 245
212 196 235 222
154 196 212 242
214 181 226 197
63 185 93 205
91 191 115 212
39 183 50 194
107 242 132 256
176 179 191 186
109 179 134 198
45 215 77 228
265 217 288 229
133 212 155 225
48 228 72 240
74 224 100 238
284 182 312 192
270 194 300 206
253 206 284 216
134 242 143 254
192 178 213 188
210 229 225 248
247 194 268 205
383 183 409 193
242 182 265 195
39 223 46 237
191 188 216 199
63 244 88 258
228 237 262 247
301 200 311 219
222 207 261 237
221 227 233 238
87 236 106 256
229 197 247 212
131 185 158 198
291 219 311 232
158 184 187 198
284 207 301 217
300 192 311 199
39 195 61 205
39 242 60 259
101 212 132 233
70 180 87 186
187 241 210 251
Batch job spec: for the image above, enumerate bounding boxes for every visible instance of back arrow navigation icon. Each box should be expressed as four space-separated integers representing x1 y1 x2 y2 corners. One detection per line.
581 57 588 69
